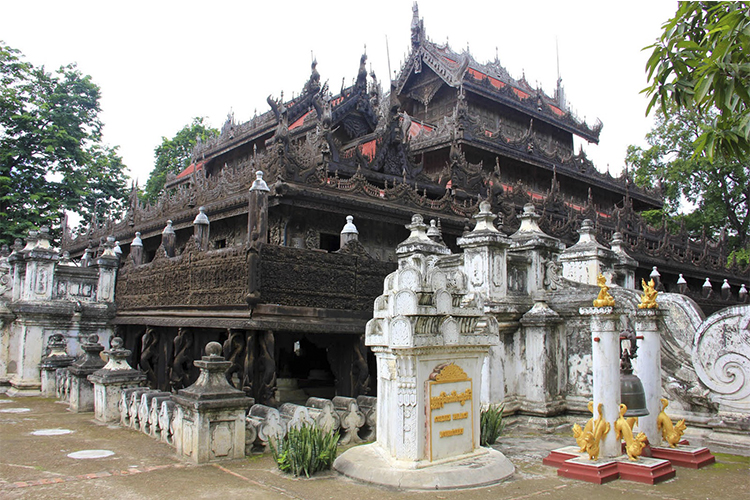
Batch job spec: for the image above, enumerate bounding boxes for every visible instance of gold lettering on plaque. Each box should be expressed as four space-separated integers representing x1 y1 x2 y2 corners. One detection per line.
439 428 464 438
434 414 451 423
452 412 468 420
429 388 473 410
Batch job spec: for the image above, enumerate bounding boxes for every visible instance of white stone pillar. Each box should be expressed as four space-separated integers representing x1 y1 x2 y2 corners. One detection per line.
581 306 620 458
519 300 564 415
95 237 119 303
634 308 663 446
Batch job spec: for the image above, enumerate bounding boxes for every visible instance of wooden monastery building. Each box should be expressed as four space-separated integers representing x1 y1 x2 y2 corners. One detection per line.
59 6 749 407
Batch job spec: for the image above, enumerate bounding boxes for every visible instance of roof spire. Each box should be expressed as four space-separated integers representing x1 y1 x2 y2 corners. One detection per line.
411 2 424 51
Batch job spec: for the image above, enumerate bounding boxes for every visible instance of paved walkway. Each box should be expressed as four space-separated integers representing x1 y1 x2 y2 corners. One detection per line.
1 396 748 499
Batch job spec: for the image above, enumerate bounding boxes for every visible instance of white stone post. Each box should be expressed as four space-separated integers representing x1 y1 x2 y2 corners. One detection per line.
634 308 663 446
172 342 254 464
40 334 75 397
88 337 147 423
68 335 106 412
581 306 621 458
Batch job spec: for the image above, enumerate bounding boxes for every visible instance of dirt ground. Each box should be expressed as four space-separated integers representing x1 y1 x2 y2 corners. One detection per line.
1 396 748 499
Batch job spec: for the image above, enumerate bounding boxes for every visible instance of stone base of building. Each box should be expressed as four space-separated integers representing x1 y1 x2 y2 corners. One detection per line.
7 379 41 396
333 443 514 490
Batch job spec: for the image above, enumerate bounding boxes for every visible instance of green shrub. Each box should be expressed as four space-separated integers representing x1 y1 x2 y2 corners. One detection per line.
480 404 505 447
269 424 339 477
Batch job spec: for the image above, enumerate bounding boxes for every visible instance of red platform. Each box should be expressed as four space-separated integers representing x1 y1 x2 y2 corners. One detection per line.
650 445 716 469
616 456 676 484
557 457 620 484
542 446 582 467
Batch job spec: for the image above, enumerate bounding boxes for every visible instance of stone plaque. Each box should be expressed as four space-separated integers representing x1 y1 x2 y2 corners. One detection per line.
428 363 474 461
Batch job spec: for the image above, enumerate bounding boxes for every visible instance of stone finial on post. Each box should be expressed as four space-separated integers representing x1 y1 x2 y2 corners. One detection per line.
40 334 75 397
172 341 254 463
650 266 665 291
130 232 143 266
677 274 688 294
193 207 210 251
88 337 147 423
340 215 359 248
740 284 748 303
721 279 732 300
161 220 176 258
68 334 106 412
702 278 713 298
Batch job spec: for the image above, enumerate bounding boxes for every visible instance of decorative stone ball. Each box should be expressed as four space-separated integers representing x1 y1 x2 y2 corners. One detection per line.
111 337 124 349
205 341 222 357
88 334 99 344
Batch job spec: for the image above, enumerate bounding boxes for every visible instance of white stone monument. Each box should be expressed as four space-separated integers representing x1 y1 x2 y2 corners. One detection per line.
334 214 514 489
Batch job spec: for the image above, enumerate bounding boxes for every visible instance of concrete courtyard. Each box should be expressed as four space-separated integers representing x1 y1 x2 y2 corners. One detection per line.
1 395 747 500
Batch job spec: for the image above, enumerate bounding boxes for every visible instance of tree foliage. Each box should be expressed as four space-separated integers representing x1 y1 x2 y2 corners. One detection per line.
644 1 750 161
626 104 750 253
143 117 217 202
0 42 128 246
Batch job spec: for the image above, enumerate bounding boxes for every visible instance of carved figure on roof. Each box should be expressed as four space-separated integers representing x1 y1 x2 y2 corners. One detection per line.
356 53 368 92
303 58 321 95
369 70 380 108
267 94 290 153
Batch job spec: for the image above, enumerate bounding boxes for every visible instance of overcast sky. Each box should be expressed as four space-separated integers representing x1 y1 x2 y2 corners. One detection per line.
2 0 677 185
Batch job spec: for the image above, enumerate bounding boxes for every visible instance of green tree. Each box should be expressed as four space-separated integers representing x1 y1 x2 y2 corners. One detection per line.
0 42 128 245
626 104 749 255
143 117 217 202
644 1 750 161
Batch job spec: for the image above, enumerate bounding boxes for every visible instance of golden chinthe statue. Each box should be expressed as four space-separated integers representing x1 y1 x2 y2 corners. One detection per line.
638 278 659 309
593 273 615 308
657 398 686 448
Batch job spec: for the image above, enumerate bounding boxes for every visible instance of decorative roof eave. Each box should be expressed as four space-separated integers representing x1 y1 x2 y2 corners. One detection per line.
396 37 601 144
457 137 660 208
461 79 601 144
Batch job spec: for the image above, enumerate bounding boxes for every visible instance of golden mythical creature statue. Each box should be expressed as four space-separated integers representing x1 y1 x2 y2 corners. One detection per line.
573 400 595 452
615 404 648 461
657 398 686 448
580 403 610 460
638 278 659 309
593 273 615 307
